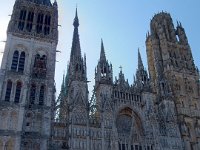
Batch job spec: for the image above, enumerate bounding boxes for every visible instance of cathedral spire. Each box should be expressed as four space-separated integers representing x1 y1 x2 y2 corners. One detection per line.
95 39 113 85
100 39 106 62
70 7 81 60
68 8 87 82
138 48 144 70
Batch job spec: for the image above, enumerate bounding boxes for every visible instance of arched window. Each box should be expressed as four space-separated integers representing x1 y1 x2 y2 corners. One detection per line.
18 52 25 72
36 13 44 33
39 85 45 105
30 84 36 104
18 9 27 30
26 11 34 32
14 81 22 103
5 80 12 102
11 51 19 71
44 15 51 35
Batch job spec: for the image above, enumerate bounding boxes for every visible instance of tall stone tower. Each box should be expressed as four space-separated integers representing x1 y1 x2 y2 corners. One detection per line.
95 39 113 108
66 9 90 150
0 0 58 149
146 12 200 149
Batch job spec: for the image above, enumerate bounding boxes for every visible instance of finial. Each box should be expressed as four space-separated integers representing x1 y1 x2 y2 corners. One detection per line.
176 20 179 26
138 48 144 70
100 38 106 61
73 7 79 27
119 66 123 72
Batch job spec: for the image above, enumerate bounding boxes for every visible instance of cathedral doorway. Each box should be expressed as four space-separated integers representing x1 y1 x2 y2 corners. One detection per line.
116 107 143 150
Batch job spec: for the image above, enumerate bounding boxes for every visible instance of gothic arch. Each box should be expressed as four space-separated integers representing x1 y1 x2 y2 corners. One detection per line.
116 106 145 150
74 90 87 108
11 44 28 73
14 80 22 103
30 83 36 104
39 84 45 105
5 80 13 102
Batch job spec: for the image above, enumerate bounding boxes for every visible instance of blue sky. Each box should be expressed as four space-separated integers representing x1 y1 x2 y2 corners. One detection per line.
0 0 200 97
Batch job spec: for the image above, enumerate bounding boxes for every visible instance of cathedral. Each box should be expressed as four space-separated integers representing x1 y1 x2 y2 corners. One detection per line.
0 0 200 150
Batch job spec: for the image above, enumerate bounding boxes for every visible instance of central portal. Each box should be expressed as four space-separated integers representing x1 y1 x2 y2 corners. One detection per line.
116 107 143 150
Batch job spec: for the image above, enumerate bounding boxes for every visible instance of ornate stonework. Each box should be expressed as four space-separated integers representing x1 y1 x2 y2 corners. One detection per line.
0 1 199 150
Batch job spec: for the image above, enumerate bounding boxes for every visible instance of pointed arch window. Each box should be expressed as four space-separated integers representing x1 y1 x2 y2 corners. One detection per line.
11 51 19 71
30 84 36 104
14 81 22 103
36 13 44 34
26 11 34 32
39 85 45 105
44 15 51 35
18 52 25 72
18 9 27 30
5 80 12 102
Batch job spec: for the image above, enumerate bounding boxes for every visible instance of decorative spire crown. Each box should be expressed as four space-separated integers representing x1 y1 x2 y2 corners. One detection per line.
70 7 81 59
100 39 106 62
73 7 79 27
138 48 144 70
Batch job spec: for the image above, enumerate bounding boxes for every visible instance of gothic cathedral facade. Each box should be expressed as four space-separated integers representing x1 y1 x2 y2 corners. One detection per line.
0 1 200 150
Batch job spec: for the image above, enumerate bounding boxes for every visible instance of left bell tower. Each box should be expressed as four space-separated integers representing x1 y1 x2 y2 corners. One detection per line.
0 0 58 149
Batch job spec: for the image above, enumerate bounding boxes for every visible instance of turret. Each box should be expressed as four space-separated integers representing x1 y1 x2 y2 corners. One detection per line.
135 49 149 89
176 21 188 44
95 39 113 85
150 12 177 42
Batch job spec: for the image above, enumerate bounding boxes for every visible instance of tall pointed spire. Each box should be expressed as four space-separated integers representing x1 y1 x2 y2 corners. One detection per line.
68 8 87 82
100 39 106 62
138 48 144 70
71 7 81 60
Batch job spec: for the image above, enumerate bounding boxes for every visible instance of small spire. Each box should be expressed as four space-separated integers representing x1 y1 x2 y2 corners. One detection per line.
138 48 144 70
73 6 79 27
70 7 81 59
61 74 65 91
100 39 106 62
53 0 58 7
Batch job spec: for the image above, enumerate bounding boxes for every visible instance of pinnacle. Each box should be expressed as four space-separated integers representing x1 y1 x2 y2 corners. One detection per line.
138 48 144 70
73 7 79 27
100 39 106 62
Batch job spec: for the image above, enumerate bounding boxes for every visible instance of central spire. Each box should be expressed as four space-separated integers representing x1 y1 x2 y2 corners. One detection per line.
71 7 81 60
68 8 87 82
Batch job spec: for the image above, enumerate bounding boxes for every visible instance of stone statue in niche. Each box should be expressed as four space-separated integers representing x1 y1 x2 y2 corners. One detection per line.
33 54 47 78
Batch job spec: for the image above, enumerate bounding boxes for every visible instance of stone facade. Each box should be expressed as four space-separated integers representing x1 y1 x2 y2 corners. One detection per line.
0 0 58 150
0 1 199 150
52 10 200 150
